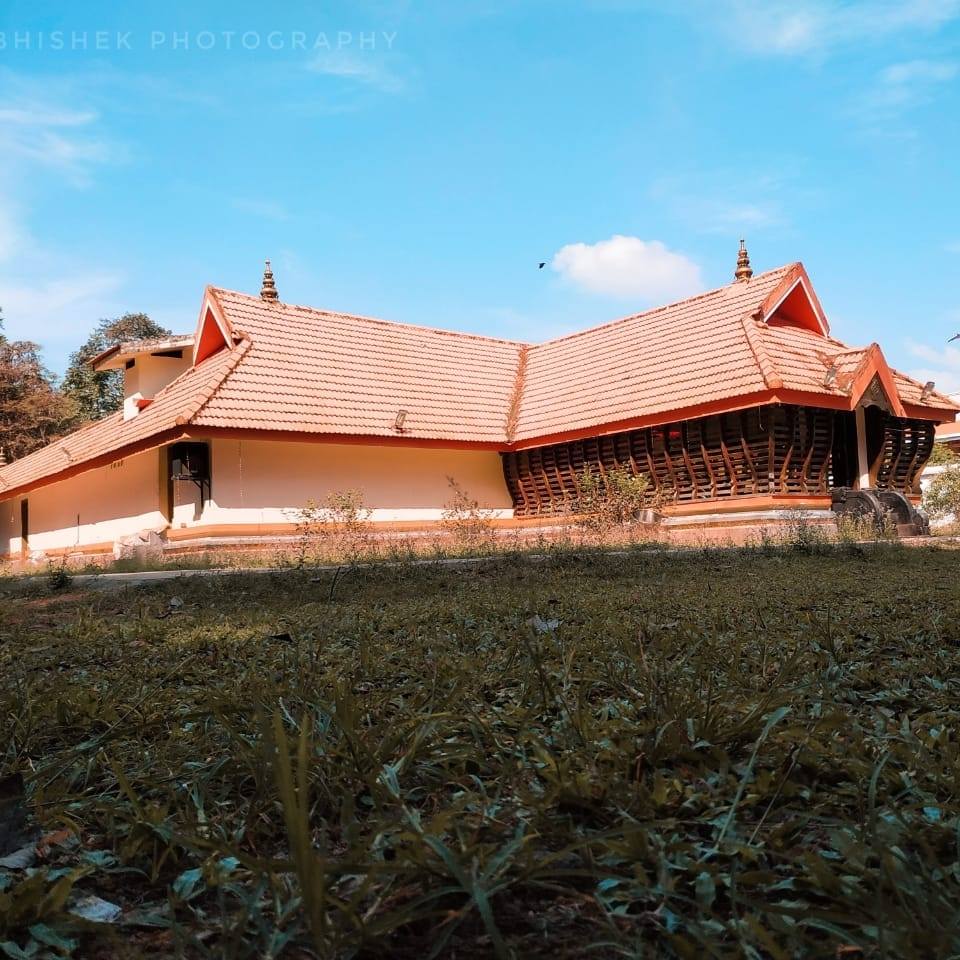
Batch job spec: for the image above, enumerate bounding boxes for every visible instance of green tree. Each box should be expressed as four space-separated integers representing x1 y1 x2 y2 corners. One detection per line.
927 441 959 466
923 463 960 521
62 313 170 424
0 311 73 461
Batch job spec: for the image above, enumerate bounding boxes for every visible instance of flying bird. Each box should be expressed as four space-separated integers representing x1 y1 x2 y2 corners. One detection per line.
950 333 960 342
538 262 546 269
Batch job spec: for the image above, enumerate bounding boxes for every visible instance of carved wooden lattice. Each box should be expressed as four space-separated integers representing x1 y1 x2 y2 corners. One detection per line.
873 418 935 494
502 405 933 517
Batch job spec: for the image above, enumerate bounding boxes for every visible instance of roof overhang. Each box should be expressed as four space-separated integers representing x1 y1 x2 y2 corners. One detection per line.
509 386 957 450
91 336 195 371
844 343 906 418
936 421 960 442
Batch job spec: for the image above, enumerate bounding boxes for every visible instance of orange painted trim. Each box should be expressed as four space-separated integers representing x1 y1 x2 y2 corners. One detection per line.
904 403 957 423
846 344 906 418
181 426 506 452
164 515 571 543
765 389 849 411
42 540 115 559
509 391 779 450
165 499 835 543
663 494 833 517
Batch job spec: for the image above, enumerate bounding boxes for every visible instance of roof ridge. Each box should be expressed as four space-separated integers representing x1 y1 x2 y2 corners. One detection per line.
740 313 783 389
504 345 529 442
530 264 796 350
176 339 252 427
210 288 531 349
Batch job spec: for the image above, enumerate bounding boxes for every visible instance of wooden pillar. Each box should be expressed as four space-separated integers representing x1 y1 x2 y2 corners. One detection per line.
855 406 870 490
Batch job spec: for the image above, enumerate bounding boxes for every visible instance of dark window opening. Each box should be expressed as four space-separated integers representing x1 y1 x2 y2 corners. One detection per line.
168 442 211 505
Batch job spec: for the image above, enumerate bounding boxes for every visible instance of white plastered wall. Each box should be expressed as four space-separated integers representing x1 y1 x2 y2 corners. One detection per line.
0 448 165 556
123 353 192 401
0 498 18 559
169 438 514 528
1 437 516 556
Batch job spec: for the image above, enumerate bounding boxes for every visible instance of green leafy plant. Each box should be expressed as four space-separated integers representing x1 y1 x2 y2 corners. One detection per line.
45 557 72 592
572 465 657 539
4 549 960 957
927 441 958 466
924 463 960 520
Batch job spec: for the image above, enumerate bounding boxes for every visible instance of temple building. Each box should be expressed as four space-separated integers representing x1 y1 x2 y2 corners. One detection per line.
1 249 956 560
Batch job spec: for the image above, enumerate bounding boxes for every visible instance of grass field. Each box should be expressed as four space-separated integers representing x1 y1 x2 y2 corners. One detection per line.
2 544 960 958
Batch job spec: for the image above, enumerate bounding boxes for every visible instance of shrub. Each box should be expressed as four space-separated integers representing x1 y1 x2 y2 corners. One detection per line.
924 463 960 521
572 465 657 539
441 477 495 551
45 556 72 591
290 489 373 566
927 442 959 466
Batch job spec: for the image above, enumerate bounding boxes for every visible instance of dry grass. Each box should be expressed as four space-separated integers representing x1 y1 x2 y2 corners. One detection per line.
2 544 960 958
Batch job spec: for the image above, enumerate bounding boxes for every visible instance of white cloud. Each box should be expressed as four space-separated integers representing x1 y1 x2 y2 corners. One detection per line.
870 59 958 109
649 168 797 236
0 271 124 339
551 235 703 302
699 0 960 56
0 107 96 126
305 50 406 93
906 337 960 394
0 100 118 186
0 77 128 367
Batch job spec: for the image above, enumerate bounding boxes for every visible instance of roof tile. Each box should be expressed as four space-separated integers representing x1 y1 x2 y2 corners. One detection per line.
2 262 957 497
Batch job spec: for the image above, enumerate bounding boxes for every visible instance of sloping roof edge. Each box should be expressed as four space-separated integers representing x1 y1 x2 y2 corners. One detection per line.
3 262 959 500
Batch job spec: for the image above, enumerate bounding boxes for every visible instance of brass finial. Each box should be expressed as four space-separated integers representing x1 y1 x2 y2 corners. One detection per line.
734 238 753 282
260 259 279 301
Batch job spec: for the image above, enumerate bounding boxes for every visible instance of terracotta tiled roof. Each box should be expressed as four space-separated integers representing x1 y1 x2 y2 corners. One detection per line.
512 266 792 441
0 346 242 495
193 289 524 442
1 261 957 497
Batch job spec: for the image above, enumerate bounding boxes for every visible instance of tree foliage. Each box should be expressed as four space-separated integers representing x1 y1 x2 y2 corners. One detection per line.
927 441 959 466
0 313 73 462
61 313 170 424
923 463 960 520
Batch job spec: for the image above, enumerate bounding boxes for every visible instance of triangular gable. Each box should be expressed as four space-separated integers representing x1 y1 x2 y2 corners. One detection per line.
193 287 234 365
846 343 906 418
760 264 830 337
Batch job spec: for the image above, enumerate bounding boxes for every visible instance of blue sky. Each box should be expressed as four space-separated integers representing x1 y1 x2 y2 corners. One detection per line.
0 0 958 390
